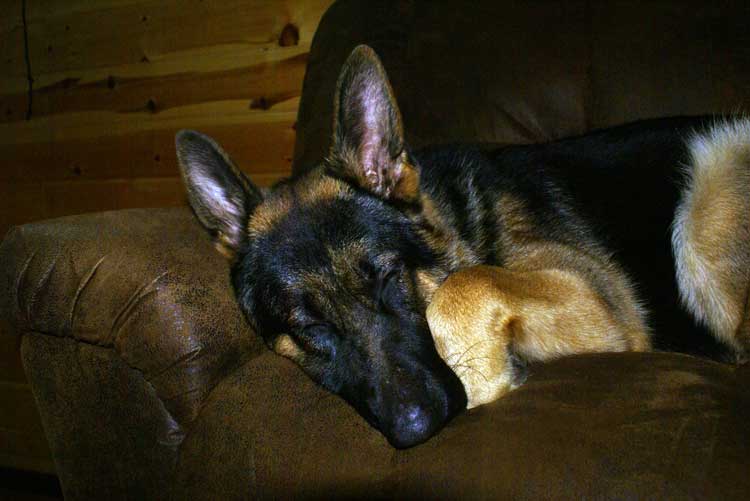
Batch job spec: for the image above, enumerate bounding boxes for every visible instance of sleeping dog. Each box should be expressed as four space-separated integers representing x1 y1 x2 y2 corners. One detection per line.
177 45 750 447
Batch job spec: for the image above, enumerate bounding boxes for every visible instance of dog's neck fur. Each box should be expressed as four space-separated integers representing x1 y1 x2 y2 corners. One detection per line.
409 147 497 271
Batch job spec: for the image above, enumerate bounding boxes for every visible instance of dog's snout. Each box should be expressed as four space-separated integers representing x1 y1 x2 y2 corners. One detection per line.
371 350 468 449
389 403 438 448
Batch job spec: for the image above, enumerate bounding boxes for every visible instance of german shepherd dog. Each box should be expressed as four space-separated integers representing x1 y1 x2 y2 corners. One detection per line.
177 45 750 448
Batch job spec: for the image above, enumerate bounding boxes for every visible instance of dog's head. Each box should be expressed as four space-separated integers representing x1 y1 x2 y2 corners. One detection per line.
176 46 466 448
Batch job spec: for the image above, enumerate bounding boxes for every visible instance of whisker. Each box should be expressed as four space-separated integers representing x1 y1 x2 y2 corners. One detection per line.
448 338 497 366
450 362 491 382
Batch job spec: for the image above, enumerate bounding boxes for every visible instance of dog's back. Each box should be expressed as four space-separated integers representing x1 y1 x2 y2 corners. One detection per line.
419 116 748 360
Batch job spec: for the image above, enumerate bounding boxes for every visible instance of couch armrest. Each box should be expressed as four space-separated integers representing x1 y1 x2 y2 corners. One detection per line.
0 207 263 497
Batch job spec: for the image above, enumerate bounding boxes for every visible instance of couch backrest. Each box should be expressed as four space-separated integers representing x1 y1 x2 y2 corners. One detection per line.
293 0 750 174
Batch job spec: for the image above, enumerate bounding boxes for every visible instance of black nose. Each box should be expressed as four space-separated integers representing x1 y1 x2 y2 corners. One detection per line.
388 403 439 448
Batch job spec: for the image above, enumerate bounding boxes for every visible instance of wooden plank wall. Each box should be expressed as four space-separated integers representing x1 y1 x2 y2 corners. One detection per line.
1 0 334 238
0 0 334 474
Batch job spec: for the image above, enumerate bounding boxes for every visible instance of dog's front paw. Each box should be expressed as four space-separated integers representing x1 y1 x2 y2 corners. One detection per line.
435 338 520 409
426 267 521 409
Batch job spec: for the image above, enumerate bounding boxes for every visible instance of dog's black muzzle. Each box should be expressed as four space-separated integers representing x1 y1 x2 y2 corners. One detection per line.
384 366 467 448
345 345 468 449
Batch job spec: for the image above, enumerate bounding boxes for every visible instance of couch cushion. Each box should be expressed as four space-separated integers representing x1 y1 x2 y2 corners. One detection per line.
174 350 750 499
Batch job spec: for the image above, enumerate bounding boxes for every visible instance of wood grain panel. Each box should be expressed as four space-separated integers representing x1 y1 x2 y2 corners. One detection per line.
47 172 285 206
2 111 298 182
0 0 22 32
0 183 48 240
0 49 309 122
2 95 298 141
15 0 329 76
1 1 27 121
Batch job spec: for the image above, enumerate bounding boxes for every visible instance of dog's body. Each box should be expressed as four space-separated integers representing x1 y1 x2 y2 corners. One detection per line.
177 46 750 447
425 118 750 407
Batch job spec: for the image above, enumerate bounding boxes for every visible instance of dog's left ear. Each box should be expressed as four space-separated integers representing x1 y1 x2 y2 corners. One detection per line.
329 45 419 204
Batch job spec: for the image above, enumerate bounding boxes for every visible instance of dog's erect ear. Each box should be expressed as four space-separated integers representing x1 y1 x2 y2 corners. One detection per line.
176 130 263 258
330 45 419 204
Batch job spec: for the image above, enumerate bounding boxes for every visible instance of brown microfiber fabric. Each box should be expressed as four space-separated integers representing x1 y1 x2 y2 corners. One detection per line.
173 351 750 500
21 334 182 499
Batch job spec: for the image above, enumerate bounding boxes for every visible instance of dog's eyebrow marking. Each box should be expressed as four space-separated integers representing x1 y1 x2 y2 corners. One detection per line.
329 239 400 292
287 238 384 327
291 239 368 294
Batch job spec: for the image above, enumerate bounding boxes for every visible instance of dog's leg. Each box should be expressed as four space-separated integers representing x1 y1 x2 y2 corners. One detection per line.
427 264 649 408
672 119 750 362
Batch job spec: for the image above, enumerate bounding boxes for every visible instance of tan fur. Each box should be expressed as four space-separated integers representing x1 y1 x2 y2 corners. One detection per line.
503 241 650 350
214 233 238 260
248 190 292 238
417 192 482 271
392 155 421 203
672 119 750 354
297 172 352 205
497 193 650 353
248 170 353 239
427 265 650 408
415 268 445 306
274 334 304 362
329 239 367 270
293 240 375 319
496 193 538 239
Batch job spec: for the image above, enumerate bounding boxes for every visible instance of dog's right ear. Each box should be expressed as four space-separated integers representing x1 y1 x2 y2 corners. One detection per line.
176 130 263 258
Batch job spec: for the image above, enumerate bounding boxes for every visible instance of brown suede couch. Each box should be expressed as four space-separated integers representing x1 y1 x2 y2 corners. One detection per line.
2 1 750 499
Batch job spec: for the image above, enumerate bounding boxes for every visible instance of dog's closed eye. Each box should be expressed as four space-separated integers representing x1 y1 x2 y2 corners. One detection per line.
377 268 402 313
297 324 339 358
